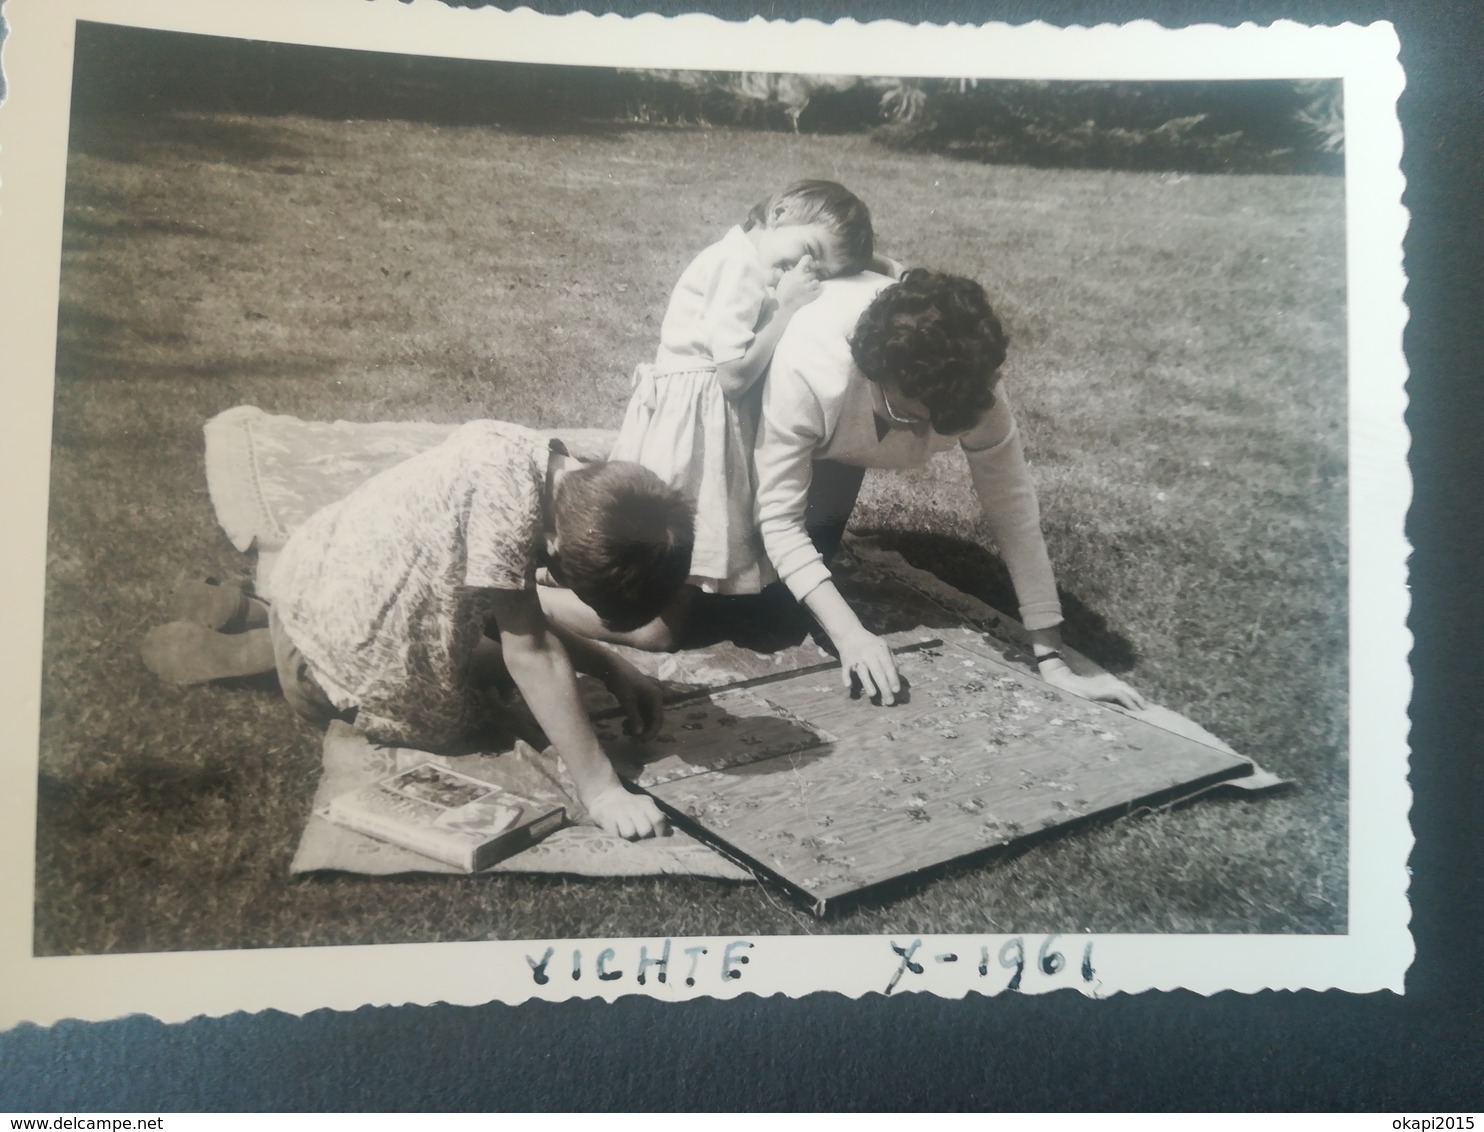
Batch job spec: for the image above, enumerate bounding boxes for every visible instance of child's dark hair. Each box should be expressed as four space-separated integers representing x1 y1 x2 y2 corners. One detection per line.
552 462 694 632
744 179 875 275
849 268 1010 435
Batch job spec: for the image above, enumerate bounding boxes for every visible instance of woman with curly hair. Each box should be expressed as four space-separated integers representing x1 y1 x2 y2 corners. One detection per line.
754 267 1148 711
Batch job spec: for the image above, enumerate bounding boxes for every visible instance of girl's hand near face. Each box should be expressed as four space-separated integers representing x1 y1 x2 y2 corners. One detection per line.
776 255 823 311
719 255 820 400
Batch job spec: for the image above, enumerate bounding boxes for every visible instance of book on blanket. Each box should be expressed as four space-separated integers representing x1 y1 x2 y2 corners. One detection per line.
323 762 566 872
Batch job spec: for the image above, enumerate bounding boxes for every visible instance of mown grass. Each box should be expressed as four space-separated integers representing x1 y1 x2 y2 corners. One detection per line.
36 108 1348 953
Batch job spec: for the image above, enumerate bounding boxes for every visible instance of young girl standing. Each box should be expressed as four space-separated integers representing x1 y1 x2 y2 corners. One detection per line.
610 180 876 597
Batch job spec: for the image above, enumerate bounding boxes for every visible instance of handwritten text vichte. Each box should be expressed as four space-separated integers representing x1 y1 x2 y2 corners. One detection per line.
526 939 754 988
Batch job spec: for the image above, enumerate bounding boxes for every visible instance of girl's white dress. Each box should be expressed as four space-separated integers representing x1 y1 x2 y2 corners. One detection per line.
610 225 777 594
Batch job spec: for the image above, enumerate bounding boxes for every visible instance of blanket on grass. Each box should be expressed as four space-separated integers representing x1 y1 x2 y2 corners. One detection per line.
202 405 1279 880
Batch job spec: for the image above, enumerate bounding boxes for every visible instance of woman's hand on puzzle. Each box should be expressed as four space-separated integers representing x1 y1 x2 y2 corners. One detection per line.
1039 665 1150 712
586 783 668 840
836 627 902 706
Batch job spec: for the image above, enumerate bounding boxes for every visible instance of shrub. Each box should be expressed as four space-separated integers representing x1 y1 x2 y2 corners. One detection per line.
870 79 1344 175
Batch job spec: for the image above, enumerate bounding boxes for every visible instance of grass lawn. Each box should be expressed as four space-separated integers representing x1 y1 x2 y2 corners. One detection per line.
35 106 1348 953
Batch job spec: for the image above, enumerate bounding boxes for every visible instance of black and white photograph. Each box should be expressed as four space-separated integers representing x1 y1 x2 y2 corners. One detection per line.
0 1 1411 1021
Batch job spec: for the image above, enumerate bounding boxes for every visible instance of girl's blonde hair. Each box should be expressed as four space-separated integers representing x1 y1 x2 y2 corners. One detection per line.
744 179 875 274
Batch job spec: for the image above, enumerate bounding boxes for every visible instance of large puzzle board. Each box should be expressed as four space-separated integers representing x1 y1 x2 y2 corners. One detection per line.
603 628 1253 914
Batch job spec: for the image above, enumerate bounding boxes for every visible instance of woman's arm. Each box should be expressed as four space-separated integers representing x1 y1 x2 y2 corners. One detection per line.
958 390 1063 630
753 292 902 704
753 345 834 602
959 393 1148 710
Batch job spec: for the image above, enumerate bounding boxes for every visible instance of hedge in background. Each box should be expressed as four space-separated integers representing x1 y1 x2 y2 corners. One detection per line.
73 23 1341 176
870 79 1343 175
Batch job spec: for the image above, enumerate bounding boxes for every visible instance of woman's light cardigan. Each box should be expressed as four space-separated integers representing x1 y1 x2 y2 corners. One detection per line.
752 272 1065 632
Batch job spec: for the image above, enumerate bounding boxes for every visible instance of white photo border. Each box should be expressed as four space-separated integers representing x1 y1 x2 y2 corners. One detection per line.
0 0 1411 1025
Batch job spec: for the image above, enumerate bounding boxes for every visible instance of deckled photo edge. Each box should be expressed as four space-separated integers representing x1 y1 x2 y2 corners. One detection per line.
0 0 1411 1026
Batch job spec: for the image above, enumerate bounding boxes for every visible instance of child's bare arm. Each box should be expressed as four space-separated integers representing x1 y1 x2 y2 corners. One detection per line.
548 622 665 741
716 256 823 400
486 589 665 839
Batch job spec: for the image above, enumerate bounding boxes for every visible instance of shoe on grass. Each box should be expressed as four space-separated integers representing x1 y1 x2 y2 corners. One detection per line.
168 578 267 631
141 622 275 685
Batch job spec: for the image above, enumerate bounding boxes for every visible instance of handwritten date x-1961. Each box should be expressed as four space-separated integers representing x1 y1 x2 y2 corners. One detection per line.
887 935 1097 995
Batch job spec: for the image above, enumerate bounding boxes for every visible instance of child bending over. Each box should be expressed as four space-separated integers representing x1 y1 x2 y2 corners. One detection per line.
147 421 693 840
544 180 878 647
